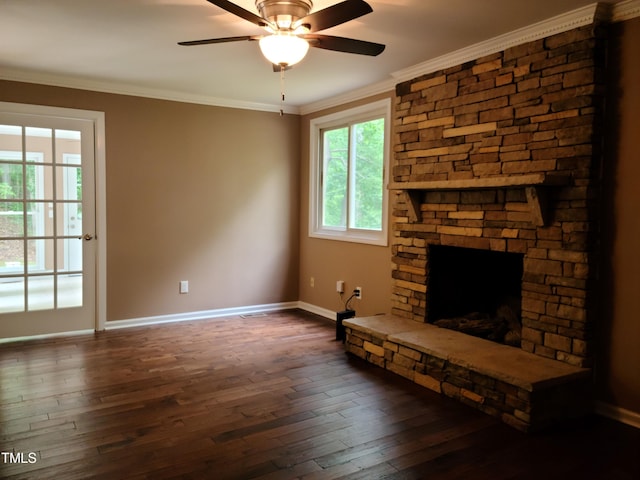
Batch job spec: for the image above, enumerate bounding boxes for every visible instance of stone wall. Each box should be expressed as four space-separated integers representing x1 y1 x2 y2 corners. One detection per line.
391 25 606 368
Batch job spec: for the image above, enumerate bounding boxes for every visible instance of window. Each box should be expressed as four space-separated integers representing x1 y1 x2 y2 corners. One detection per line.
309 99 390 246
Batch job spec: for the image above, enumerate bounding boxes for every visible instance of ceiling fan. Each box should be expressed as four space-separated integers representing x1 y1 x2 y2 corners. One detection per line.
178 0 385 69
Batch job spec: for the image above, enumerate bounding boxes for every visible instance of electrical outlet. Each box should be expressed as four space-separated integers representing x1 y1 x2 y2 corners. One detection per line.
354 287 362 299
179 280 189 294
336 280 344 293
310 277 315 288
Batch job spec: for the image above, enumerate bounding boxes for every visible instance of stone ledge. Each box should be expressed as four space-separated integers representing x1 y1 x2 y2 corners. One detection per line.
344 314 592 431
343 315 428 339
344 314 589 392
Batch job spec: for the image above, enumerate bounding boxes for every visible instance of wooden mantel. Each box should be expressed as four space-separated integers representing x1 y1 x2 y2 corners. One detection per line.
388 174 569 226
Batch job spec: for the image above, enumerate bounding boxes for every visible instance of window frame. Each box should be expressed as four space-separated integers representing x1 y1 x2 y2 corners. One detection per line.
309 99 391 246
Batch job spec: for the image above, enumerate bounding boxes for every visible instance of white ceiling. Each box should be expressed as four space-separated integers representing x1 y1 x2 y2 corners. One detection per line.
0 1 624 113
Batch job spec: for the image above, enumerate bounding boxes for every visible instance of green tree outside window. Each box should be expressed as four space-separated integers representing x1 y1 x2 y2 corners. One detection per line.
321 118 384 231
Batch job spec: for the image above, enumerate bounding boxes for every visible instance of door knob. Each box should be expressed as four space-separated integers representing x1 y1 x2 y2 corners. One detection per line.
78 233 94 241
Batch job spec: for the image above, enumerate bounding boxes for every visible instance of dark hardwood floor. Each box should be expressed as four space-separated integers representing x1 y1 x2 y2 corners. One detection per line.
1 310 638 479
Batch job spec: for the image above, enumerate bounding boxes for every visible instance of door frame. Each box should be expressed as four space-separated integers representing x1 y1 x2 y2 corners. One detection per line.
0 101 107 332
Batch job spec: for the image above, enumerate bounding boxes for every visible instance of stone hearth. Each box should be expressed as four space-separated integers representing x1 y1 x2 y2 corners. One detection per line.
344 23 607 430
344 315 590 432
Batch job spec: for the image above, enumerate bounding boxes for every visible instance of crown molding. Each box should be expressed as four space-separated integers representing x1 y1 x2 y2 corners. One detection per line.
301 1 640 115
390 3 601 85
610 0 640 22
298 77 395 116
0 68 300 115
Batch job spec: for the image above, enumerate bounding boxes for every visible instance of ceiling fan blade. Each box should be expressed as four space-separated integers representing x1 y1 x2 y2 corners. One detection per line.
178 35 260 46
207 0 268 27
297 0 372 32
303 34 385 56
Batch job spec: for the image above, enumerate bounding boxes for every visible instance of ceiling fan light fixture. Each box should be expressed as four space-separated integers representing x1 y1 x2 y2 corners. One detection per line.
259 32 309 67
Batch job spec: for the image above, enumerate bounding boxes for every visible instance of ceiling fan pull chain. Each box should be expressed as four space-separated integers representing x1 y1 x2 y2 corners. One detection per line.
279 64 286 116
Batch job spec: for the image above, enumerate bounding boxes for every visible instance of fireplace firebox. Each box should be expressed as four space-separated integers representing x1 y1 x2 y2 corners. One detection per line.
426 245 524 346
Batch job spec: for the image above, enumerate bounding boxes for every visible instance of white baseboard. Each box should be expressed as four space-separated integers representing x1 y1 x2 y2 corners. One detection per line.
0 328 96 344
595 401 640 429
296 302 336 321
0 301 336 342
105 301 300 330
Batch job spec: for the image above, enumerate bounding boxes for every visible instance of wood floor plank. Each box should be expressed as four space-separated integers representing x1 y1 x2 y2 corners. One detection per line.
1 310 638 479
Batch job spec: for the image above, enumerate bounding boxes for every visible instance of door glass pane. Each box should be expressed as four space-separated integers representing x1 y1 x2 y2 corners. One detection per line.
25 127 52 165
57 131 82 165
0 239 24 272
27 238 53 274
26 202 49 237
27 275 55 311
29 203 42 237
57 165 82 200
0 162 24 200
58 274 82 308
57 238 82 273
350 118 384 231
56 202 82 237
26 164 51 201
0 124 22 137
0 126 23 168
0 203 25 237
322 127 348 229
0 277 25 313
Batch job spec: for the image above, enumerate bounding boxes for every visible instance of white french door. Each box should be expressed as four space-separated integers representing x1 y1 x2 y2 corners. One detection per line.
0 103 104 339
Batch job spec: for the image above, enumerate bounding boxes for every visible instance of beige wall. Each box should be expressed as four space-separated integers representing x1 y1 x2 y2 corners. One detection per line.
298 92 394 316
0 81 301 321
598 17 640 414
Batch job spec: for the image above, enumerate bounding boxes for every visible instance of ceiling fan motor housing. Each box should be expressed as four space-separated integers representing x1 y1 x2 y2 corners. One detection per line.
255 0 313 29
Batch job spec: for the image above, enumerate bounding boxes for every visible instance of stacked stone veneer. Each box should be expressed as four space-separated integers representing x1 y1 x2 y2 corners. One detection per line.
344 317 590 431
391 25 606 369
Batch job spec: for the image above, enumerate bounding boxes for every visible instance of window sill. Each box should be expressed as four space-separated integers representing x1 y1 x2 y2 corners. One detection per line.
309 229 388 247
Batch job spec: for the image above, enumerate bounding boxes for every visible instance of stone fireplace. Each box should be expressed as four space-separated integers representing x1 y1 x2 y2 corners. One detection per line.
344 23 606 431
389 23 605 370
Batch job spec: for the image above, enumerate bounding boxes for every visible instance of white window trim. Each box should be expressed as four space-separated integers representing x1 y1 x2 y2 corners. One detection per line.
309 98 391 246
